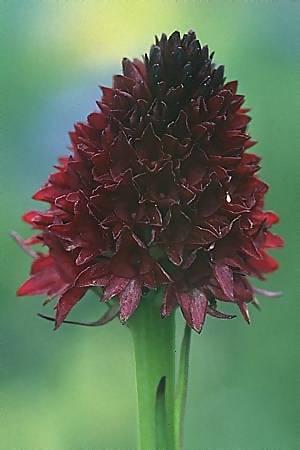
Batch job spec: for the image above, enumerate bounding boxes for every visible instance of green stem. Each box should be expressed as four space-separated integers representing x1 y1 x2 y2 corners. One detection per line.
175 324 192 450
128 289 176 450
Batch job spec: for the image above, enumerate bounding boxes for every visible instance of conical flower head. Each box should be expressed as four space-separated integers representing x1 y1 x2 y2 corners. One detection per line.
17 30 283 332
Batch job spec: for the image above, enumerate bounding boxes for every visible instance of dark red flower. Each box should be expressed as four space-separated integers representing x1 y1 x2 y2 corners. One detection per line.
16 31 283 332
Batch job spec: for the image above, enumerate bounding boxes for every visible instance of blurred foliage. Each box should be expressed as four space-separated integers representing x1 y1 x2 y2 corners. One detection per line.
1 1 299 448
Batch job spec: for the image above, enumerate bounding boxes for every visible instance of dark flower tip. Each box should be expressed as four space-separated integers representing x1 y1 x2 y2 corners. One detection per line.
16 30 283 332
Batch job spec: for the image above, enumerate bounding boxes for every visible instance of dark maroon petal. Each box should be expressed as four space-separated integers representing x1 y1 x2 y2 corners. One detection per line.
75 248 99 265
134 122 163 169
87 112 108 130
196 183 225 217
233 275 253 302
188 226 218 245
166 245 184 266
31 254 54 274
103 276 130 301
176 292 193 327
190 289 208 332
75 262 109 287
119 279 142 322
240 239 262 259
168 110 190 139
122 58 145 82
176 289 208 332
161 286 178 317
213 263 234 300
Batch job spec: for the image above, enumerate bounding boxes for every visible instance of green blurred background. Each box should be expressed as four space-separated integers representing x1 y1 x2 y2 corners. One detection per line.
1 1 299 448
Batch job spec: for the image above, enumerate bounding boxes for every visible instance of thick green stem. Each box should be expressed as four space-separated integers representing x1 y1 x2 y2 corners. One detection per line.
128 289 176 450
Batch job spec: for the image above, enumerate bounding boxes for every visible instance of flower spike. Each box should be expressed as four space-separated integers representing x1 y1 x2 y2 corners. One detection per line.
16 30 282 330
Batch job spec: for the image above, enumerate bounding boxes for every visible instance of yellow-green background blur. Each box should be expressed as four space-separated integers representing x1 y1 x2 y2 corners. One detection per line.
1 1 299 448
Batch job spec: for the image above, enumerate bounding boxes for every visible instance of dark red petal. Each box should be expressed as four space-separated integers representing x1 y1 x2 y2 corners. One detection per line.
264 211 279 226
188 226 218 245
240 239 262 259
189 289 208 332
87 112 107 130
213 263 234 300
161 287 178 317
122 58 144 82
251 210 279 226
228 114 251 129
32 186 65 202
244 139 257 149
264 232 284 248
223 80 238 93
55 287 88 329
18 253 64 297
248 252 279 273
75 247 98 265
31 254 54 274
176 290 208 332
22 211 40 224
103 276 130 301
167 245 183 266
233 276 253 302
176 292 193 327
119 279 142 322
17 271 59 296
75 262 109 287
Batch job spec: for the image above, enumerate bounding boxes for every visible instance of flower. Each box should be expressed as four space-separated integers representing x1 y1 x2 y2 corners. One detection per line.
16 30 283 332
